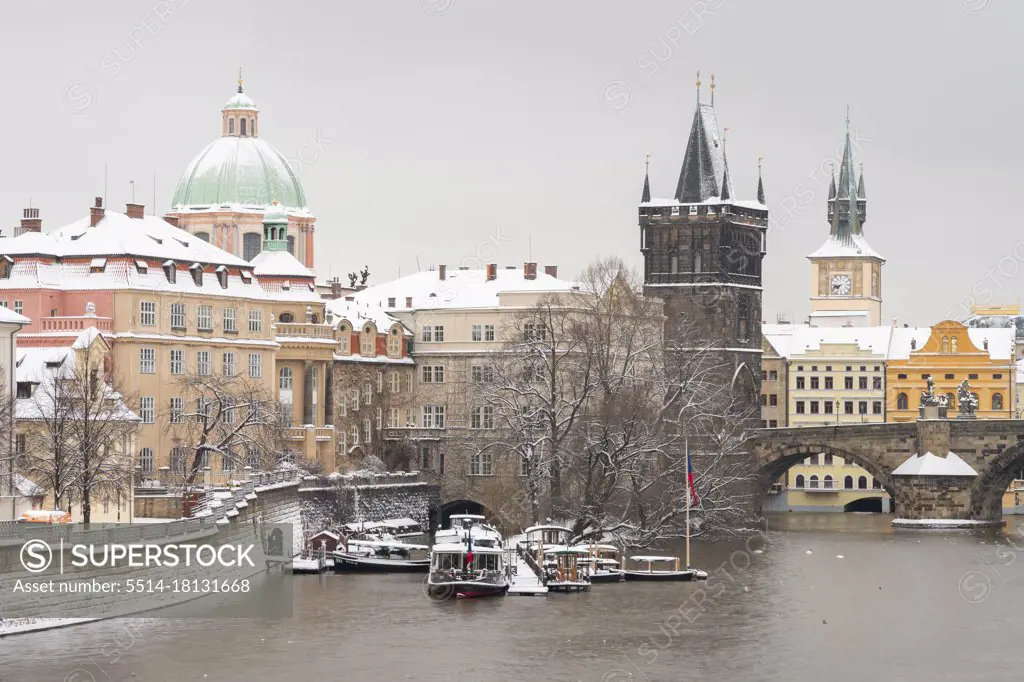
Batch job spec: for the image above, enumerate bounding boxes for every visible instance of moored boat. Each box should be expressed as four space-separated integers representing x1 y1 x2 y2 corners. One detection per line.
333 538 430 572
427 515 508 599
617 555 708 582
544 546 592 592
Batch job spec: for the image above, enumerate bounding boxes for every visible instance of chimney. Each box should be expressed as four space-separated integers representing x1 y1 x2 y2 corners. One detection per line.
486 263 497 281
330 277 342 299
18 207 42 234
163 215 180 228
523 262 537 280
438 264 446 281
89 197 105 227
544 265 558 278
126 203 145 219
405 296 413 308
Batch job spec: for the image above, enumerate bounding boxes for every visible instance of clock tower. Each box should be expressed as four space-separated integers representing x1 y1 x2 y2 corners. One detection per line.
807 116 884 327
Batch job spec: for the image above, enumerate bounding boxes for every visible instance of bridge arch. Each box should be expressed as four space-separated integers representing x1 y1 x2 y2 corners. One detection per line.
970 442 1024 518
754 441 894 499
439 499 489 529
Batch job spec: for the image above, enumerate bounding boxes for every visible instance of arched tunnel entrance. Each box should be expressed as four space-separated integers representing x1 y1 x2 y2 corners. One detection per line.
756 445 894 514
439 499 488 529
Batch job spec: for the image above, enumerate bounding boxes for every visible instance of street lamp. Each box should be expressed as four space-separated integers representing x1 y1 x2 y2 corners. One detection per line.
835 399 840 425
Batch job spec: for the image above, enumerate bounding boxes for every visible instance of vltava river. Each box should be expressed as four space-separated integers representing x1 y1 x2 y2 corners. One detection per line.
4 513 1024 681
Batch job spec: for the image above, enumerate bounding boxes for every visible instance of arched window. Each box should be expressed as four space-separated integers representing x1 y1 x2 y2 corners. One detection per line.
279 312 294 323
195 232 210 243
844 475 853 489
951 337 958 353
942 336 949 353
823 474 833 489
872 479 882 489
897 393 908 410
252 118 257 136
228 118 235 135
824 453 833 465
287 235 296 255
993 393 1004 411
795 474 805 488
858 476 868 489
240 118 247 136
243 233 262 261
279 367 293 391
387 327 402 356
809 474 819 489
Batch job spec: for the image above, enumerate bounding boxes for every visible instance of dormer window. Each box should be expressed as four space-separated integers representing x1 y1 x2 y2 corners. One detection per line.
216 265 229 289
190 263 203 287
240 269 252 283
338 323 351 354
0 255 12 279
135 260 148 275
361 325 376 357
387 327 402 357
90 257 107 273
163 260 176 284
282 280 291 291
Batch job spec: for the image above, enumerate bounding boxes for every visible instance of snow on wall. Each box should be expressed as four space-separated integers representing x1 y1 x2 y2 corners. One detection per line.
300 472 440 537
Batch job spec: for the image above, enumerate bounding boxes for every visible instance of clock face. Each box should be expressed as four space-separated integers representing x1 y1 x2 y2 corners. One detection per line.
830 274 852 296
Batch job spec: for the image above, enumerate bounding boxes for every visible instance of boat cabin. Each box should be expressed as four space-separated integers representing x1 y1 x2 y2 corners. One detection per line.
524 524 571 547
629 555 683 573
306 530 341 554
430 544 504 575
544 546 592 592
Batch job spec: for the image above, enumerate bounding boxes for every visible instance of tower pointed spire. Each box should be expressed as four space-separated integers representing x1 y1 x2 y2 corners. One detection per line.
829 109 865 240
720 129 732 200
695 70 702 103
756 157 765 205
827 162 837 200
641 153 651 203
857 161 866 199
709 73 715 107
237 66 244 93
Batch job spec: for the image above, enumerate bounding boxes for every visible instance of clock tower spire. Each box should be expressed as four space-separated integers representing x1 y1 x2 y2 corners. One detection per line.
807 112 884 327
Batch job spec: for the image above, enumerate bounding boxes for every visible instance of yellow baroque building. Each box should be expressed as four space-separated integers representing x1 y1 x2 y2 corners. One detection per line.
886 321 1014 421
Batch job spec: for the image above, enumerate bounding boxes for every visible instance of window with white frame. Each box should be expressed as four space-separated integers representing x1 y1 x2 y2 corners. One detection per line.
389 372 401 393
350 390 360 412
423 405 445 428
377 371 384 393
279 401 293 427
471 405 494 429
422 365 444 383
140 301 156 326
170 349 184 375
339 429 347 452
519 456 528 477
376 407 382 429
471 365 494 383
171 303 186 329
421 325 432 342
170 397 183 423
339 396 346 418
223 397 236 424
340 332 350 354
139 448 154 473
350 424 359 446
470 452 494 476
248 353 262 378
363 381 372 405
472 324 496 342
223 307 237 332
523 322 545 342
387 407 400 428
249 308 263 332
197 305 213 331
140 397 155 424
360 331 375 356
363 419 372 444
197 351 211 376
387 329 402 356
433 325 444 342
280 367 293 391
223 352 237 376
140 348 156 374
405 408 417 427
13 301 23 315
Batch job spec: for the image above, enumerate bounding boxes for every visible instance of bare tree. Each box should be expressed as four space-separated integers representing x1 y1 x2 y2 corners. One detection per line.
333 363 416 470
18 341 139 522
166 372 283 498
461 256 757 546
0 367 16 506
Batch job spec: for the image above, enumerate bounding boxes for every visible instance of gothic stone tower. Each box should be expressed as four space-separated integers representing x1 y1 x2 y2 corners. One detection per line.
639 79 768 405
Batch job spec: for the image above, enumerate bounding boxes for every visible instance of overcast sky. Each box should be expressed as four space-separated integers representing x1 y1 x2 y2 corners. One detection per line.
0 0 1019 325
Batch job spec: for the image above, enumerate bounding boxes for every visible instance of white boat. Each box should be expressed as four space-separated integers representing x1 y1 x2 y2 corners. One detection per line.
574 543 623 583
427 515 508 599
543 545 592 592
333 537 430 572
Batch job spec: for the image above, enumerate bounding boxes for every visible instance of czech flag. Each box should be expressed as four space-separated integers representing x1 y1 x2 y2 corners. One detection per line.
466 529 474 567
687 449 699 507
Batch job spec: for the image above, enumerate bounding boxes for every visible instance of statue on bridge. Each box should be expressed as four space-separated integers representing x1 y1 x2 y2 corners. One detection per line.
920 376 941 407
957 379 978 419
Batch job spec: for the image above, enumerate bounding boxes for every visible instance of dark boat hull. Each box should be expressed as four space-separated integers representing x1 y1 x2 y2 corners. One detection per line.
333 553 429 573
427 578 509 600
589 571 624 583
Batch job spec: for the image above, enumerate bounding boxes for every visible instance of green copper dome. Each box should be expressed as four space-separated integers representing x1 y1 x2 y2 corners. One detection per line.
171 136 307 210
223 91 257 111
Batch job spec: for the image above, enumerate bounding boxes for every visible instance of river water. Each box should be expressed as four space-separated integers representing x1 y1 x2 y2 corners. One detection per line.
4 513 1024 682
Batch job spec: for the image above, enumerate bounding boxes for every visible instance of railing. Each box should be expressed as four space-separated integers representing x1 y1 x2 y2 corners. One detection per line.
383 427 444 441
516 543 546 583
0 516 216 545
284 426 335 442
275 323 335 340
41 316 113 332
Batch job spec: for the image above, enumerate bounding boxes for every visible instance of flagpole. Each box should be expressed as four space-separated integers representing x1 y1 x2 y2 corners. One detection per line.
685 436 691 570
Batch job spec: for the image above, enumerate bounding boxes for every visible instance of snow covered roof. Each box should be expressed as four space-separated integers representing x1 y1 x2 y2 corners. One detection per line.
629 555 680 563
807 232 884 260
16 346 75 383
0 306 30 325
348 267 578 312
0 211 249 266
328 298 411 336
249 249 314 279
13 474 44 498
891 451 978 477
641 197 767 211
886 327 932 360
761 323 891 358
966 328 1014 360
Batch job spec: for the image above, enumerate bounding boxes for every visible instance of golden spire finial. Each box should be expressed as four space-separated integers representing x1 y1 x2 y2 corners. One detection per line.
709 73 716 105
237 66 244 93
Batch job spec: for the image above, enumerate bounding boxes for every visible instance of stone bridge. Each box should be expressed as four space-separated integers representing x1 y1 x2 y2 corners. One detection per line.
752 419 1024 521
